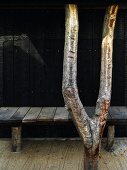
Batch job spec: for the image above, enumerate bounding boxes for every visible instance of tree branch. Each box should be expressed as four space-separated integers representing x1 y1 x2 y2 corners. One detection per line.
95 5 118 129
62 4 92 148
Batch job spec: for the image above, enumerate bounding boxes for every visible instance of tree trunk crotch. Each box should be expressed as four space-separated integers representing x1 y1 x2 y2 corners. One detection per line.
62 4 118 170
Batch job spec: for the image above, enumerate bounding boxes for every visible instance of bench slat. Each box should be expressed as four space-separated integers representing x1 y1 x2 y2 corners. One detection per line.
23 107 42 122
68 106 111 120
85 106 95 118
10 107 30 121
54 107 69 121
0 106 126 124
0 107 19 122
109 106 127 120
68 107 96 119
37 107 56 121
108 108 112 120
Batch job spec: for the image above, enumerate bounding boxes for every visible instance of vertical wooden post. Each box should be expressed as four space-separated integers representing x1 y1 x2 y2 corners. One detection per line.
12 126 22 152
106 125 115 151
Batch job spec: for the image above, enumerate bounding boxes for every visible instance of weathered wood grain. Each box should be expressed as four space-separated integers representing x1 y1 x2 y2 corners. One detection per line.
10 107 30 121
109 106 127 120
0 107 19 122
37 107 56 121
69 107 111 121
23 107 42 122
0 106 125 123
54 107 69 121
85 107 95 118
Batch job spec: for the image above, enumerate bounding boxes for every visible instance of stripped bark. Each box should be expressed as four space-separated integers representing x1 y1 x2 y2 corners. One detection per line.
62 4 118 170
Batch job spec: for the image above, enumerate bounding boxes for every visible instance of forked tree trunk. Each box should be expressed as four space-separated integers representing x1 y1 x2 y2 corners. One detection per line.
62 4 118 170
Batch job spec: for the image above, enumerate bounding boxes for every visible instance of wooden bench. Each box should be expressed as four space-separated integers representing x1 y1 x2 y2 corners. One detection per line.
0 106 126 152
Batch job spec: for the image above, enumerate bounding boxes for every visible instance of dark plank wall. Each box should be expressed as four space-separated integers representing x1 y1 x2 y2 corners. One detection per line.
0 9 125 106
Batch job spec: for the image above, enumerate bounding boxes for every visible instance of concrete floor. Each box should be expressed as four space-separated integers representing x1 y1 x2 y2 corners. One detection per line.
0 138 127 170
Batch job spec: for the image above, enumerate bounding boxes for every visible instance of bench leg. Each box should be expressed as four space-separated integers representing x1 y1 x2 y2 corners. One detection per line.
12 126 22 152
106 125 115 151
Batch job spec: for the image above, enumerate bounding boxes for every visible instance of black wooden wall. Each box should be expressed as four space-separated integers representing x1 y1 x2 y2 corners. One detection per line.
0 8 126 106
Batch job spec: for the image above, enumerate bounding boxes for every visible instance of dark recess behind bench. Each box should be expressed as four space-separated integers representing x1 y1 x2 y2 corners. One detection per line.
0 8 126 106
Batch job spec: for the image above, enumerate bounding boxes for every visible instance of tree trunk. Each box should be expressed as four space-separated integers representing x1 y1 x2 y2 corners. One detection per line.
62 4 118 170
84 146 100 170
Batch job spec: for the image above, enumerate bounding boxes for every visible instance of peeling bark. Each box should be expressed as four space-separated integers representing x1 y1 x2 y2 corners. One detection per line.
62 4 118 170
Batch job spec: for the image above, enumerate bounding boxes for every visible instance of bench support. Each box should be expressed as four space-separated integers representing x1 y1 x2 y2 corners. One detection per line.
12 126 22 152
106 125 115 151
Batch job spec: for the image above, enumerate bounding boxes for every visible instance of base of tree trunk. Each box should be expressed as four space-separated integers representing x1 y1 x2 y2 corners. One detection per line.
84 147 100 170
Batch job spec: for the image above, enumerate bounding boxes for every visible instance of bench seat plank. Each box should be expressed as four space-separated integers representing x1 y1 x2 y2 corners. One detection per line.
85 106 95 118
109 106 127 120
68 106 96 120
37 107 56 121
85 106 112 120
0 106 125 124
23 107 42 123
68 106 111 120
54 107 69 121
0 107 19 122
10 107 30 121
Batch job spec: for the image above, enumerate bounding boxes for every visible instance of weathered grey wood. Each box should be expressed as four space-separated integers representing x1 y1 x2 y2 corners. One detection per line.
106 125 115 151
69 107 111 121
10 107 30 121
0 107 19 122
23 107 42 122
108 108 112 120
54 107 69 121
0 106 125 123
37 107 56 121
12 126 22 152
68 111 71 120
85 107 95 118
109 106 127 120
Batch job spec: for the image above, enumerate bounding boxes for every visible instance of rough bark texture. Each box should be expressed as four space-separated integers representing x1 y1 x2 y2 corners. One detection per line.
62 4 118 170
